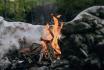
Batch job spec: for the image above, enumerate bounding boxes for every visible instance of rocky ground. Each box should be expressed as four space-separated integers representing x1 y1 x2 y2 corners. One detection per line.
1 6 104 70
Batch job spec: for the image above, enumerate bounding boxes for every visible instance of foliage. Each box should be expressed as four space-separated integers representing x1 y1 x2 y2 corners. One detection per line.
0 0 56 23
0 0 104 23
56 0 104 21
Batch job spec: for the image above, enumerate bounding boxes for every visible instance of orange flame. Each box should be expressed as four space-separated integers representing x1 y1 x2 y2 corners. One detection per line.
41 15 63 59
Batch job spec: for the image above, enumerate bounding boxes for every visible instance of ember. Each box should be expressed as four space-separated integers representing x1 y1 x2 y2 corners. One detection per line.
41 15 63 61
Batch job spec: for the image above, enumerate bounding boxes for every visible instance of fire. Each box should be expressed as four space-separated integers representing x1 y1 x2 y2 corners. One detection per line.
41 15 63 60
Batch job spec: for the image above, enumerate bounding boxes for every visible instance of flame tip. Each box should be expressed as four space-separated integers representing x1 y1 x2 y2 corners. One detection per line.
41 15 63 60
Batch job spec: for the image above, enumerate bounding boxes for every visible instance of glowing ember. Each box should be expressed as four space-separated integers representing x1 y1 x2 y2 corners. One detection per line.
41 15 63 60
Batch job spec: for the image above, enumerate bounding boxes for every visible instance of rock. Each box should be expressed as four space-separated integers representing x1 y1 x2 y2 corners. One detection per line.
0 17 45 69
29 66 48 70
62 6 104 34
1 6 104 70
0 57 11 70
62 6 104 70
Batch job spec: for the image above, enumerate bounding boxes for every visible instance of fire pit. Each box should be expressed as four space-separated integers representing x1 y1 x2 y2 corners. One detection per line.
1 6 104 70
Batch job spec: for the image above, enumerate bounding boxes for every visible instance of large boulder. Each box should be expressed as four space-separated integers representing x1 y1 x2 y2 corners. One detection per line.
0 17 45 69
62 6 104 70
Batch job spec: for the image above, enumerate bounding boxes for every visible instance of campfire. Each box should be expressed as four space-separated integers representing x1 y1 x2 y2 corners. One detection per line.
41 15 63 61
18 15 63 65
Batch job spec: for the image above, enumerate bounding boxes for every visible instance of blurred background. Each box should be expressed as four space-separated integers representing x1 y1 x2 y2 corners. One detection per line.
0 0 104 24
